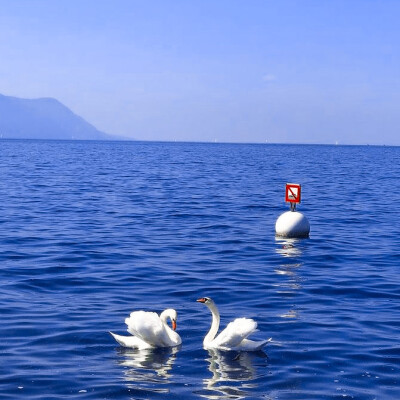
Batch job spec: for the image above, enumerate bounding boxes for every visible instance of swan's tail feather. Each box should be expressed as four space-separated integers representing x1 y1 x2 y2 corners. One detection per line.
109 331 153 349
259 337 272 348
252 337 272 351
240 337 272 351
110 331 131 347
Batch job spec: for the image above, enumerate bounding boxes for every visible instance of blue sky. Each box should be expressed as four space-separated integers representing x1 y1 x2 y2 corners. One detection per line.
0 0 399 144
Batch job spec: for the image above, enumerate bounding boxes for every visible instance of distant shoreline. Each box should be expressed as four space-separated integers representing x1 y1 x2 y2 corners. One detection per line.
1 137 398 147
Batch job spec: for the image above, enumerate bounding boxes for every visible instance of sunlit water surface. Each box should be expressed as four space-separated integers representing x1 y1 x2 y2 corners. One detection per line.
0 140 399 399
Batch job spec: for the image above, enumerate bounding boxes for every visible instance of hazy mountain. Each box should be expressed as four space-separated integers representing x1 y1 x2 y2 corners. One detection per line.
0 93 116 140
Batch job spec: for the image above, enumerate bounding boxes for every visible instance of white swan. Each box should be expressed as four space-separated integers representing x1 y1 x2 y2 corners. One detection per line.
197 297 271 351
110 309 182 349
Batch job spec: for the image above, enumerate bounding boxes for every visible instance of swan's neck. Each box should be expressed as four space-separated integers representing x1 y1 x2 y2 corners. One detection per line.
160 310 174 333
160 311 169 325
204 302 220 345
160 310 180 344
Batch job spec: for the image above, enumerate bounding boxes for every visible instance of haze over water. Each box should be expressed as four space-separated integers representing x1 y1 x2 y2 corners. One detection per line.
0 140 399 399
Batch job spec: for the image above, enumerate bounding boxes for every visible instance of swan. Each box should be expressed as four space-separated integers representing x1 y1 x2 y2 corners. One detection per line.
110 309 182 349
197 297 271 351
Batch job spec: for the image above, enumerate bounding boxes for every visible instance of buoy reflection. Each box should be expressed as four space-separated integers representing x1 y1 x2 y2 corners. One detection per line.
275 237 302 258
274 238 304 321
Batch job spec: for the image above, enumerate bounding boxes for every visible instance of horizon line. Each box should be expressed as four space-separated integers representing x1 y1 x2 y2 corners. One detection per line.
1 137 398 147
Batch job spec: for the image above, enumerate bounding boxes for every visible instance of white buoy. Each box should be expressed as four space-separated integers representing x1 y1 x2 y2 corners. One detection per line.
275 183 310 238
275 211 310 238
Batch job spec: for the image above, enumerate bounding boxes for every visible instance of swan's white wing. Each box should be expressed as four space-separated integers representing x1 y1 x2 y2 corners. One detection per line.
212 318 258 349
125 311 172 347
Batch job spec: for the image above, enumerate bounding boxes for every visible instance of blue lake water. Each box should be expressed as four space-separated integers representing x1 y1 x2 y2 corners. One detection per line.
0 140 399 399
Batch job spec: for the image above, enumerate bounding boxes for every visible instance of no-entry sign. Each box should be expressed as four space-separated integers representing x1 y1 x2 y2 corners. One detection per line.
285 183 301 203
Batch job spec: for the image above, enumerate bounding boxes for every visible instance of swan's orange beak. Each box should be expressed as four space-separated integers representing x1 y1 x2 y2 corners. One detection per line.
197 298 206 303
172 320 177 331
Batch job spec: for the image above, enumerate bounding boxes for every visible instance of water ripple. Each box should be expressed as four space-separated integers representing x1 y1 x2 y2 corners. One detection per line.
0 141 399 399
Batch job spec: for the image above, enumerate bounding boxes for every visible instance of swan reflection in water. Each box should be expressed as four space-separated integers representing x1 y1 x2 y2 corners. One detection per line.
201 348 268 399
115 345 180 390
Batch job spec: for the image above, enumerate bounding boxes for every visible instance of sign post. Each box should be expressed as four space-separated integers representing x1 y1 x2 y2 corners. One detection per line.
285 183 301 211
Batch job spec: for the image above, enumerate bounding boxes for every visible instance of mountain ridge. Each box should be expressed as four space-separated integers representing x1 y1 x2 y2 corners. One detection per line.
0 93 117 140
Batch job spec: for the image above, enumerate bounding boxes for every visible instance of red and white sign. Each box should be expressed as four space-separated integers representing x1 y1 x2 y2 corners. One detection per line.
285 183 301 203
